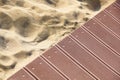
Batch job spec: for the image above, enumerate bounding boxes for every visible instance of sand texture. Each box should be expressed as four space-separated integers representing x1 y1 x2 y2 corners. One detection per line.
0 0 115 80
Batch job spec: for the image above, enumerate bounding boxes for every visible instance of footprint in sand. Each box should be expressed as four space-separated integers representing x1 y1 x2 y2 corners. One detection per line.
0 54 16 70
78 0 101 11
0 12 13 29
0 36 8 49
14 17 32 37
14 51 32 59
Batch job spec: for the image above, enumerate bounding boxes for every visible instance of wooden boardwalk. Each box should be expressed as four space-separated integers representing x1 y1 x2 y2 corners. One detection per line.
8 1 120 80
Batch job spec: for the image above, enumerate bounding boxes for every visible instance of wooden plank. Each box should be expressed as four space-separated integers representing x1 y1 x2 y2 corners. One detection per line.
84 19 120 56
57 36 120 80
25 57 66 80
95 11 120 37
105 3 120 21
43 47 95 80
8 69 35 80
71 27 120 74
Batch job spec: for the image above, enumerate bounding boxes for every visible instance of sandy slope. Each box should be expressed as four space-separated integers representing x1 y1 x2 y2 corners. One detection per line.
0 0 115 80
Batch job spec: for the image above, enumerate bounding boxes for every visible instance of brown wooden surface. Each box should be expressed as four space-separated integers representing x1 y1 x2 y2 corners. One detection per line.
8 1 120 80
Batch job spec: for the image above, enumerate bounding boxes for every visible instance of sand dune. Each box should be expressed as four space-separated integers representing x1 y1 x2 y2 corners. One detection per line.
0 0 115 80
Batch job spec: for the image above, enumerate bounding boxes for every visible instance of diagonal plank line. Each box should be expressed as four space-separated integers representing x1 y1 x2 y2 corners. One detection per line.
70 32 120 77
56 45 99 80
40 55 70 80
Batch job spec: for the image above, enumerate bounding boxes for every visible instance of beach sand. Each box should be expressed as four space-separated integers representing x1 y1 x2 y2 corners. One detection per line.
0 0 115 80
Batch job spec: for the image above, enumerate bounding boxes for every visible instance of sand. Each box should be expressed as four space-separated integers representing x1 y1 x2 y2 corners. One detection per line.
0 0 115 80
